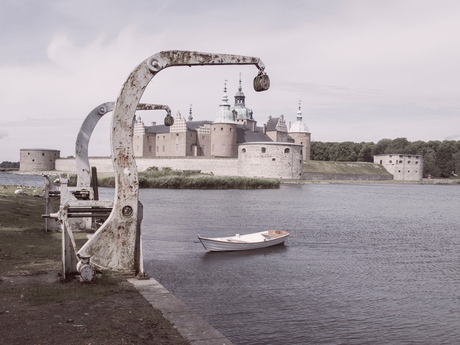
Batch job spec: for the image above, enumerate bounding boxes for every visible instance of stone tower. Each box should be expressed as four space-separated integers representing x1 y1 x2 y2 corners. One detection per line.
288 101 311 160
211 82 237 158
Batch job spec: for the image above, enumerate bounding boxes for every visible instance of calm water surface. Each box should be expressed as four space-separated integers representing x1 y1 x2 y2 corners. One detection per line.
140 184 460 345
0 172 47 187
3 173 458 344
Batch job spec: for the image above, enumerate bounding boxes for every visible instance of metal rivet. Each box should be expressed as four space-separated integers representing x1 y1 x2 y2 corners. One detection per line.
148 57 163 72
122 206 133 217
98 106 107 115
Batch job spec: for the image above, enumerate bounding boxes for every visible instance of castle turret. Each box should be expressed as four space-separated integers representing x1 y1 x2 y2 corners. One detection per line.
231 74 256 128
288 101 311 160
211 81 237 158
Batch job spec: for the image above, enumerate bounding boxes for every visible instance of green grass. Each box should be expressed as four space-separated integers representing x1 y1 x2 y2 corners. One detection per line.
304 160 392 175
98 167 280 189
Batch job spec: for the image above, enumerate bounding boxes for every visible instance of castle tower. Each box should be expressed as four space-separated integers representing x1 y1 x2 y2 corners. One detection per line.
288 101 311 160
231 73 256 128
133 115 146 157
211 81 237 158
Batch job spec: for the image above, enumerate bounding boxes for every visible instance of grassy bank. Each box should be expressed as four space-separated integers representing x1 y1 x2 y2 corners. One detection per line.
97 167 280 189
303 160 392 175
0 186 189 344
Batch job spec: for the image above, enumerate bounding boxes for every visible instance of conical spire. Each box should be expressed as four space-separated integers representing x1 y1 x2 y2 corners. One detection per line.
213 80 235 124
297 100 302 121
188 104 193 121
289 100 310 133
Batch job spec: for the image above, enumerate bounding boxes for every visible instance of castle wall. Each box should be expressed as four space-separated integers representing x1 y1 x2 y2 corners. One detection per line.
20 149 60 171
56 157 239 176
237 142 303 179
374 154 423 181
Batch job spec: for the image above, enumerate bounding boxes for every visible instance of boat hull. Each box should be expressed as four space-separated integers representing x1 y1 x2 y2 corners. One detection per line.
198 231 289 252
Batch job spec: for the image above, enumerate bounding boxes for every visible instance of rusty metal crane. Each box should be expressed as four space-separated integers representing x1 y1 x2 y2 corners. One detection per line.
67 51 270 280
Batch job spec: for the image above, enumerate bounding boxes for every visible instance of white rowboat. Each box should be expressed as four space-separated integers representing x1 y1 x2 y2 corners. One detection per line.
197 230 290 252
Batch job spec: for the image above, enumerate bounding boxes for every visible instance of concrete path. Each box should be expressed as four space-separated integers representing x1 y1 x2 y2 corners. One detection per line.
128 278 233 345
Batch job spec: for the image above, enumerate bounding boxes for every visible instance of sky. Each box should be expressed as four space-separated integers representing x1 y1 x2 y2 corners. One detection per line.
1 0 460 162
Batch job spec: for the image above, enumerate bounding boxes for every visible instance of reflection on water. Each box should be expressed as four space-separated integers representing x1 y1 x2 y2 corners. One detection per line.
140 184 460 345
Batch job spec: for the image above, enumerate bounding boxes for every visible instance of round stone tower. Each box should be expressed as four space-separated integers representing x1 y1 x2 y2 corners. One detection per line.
211 82 237 158
288 101 311 160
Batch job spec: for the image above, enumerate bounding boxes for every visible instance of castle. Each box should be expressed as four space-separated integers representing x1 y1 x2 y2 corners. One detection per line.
132 76 311 161
21 76 312 179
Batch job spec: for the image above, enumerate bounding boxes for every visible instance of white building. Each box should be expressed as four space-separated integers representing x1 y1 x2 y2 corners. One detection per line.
374 154 423 181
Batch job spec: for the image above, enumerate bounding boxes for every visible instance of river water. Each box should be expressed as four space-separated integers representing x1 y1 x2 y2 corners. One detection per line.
2 173 459 344
140 184 460 345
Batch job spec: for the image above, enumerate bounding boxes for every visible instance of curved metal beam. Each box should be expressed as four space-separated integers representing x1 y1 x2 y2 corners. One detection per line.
75 102 171 189
78 50 269 272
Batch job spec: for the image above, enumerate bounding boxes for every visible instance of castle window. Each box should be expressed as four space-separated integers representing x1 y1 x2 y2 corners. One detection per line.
28 152 30 155
158 136 159 139
261 147 266 153
176 133 179 136
156 146 159 152
32 159 34 162
222 145 225 152
176 144 179 151
230 128 232 132
136 145 139 152
149 146 152 152
162 146 165 152
221 127 223 131
202 145 205 152
242 148 246 153
415 161 418 164
42 153 44 156
399 160 403 163
214 128 216 131
389 160 392 163
408 161 411 164
284 148 290 153
202 136 205 140
272 158 276 161
380 160 383 164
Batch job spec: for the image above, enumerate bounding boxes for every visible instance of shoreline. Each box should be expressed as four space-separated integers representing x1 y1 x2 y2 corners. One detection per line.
3 170 459 186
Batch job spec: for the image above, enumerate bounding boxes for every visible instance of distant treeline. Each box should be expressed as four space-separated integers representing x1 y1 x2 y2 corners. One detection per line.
0 161 19 169
311 138 460 178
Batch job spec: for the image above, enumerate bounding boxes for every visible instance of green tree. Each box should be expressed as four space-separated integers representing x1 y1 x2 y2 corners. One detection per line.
357 142 374 162
435 141 455 177
371 138 392 156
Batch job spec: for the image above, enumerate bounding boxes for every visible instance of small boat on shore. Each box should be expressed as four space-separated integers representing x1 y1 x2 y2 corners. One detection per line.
197 230 290 252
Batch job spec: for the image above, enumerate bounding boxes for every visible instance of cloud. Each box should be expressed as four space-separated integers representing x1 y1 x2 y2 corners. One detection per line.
1 0 460 162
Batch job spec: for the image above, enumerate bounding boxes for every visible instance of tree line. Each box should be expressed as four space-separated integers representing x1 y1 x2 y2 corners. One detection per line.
310 138 460 178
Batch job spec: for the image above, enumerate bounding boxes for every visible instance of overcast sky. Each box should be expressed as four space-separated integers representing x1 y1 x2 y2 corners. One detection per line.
1 0 459 162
